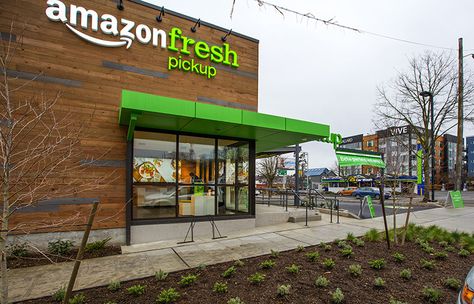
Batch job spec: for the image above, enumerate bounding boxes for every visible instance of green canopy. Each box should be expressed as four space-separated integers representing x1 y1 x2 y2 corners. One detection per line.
336 148 385 168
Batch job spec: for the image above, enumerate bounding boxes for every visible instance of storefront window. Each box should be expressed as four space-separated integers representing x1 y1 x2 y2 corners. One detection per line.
133 185 176 219
179 136 215 184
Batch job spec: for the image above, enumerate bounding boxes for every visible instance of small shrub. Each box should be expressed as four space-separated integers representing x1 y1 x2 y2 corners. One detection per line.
286 264 300 274
445 245 456 252
104 302 117 304
438 241 449 247
222 266 236 278
107 280 121 292
346 232 356 241
227 297 245 304
348 264 362 277
68 293 86 304
276 284 291 297
373 277 385 288
434 251 448 260
48 240 74 256
459 248 470 257
234 259 245 267
127 285 146 296
155 269 169 281
260 259 276 269
330 288 345 304
339 247 353 258
270 249 280 258
365 228 381 242
248 272 265 284
337 240 348 248
368 258 385 270
420 242 435 254
422 286 443 303
420 259 436 270
306 251 320 262
84 237 111 253
400 268 412 280
389 297 408 304
296 245 305 252
8 242 29 257
52 287 65 302
353 238 365 247
178 274 198 287
319 242 332 251
197 263 206 271
156 288 180 304
322 258 336 269
444 278 462 290
213 282 228 293
392 252 405 263
315 275 330 287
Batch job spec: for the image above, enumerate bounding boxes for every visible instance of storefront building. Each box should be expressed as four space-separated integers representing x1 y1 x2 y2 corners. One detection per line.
1 0 340 245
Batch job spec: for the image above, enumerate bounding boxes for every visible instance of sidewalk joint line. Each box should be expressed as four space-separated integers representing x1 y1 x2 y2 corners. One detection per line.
171 247 191 268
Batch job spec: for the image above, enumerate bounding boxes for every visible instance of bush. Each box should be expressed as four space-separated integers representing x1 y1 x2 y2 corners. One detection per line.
368 258 385 270
422 286 443 303
444 278 462 290
227 297 245 304
438 241 449 247
420 259 436 270
420 242 435 254
296 245 305 252
104 302 117 304
8 242 29 257
178 274 198 287
270 249 280 258
260 259 276 269
392 252 405 263
127 285 146 296
346 232 356 241
68 293 86 304
52 287 65 302
353 238 365 247
234 259 245 267
248 272 265 284
445 245 456 252
330 288 345 304
339 247 353 258
197 263 206 271
319 242 332 251
315 276 330 287
400 268 412 280
155 269 169 281
434 251 448 260
156 288 180 304
213 282 228 293
306 251 320 262
286 264 300 274
459 248 470 257
389 297 408 304
84 237 111 253
48 240 74 256
222 266 237 278
365 228 381 242
337 240 348 248
107 280 121 292
277 284 291 297
348 264 362 277
373 277 385 288
322 258 336 269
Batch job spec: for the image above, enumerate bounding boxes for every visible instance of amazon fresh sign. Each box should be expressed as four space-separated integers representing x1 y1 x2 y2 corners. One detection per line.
45 0 240 79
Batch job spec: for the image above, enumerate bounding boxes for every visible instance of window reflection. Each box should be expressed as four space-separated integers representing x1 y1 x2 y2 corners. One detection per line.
179 136 215 184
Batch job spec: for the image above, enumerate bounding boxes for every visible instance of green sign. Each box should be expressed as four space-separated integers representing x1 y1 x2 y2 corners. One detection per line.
417 148 423 184
365 195 375 218
449 191 464 208
336 150 385 168
278 169 287 176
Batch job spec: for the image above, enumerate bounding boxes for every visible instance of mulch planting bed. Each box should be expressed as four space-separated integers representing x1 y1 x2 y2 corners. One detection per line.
8 246 122 269
20 235 474 304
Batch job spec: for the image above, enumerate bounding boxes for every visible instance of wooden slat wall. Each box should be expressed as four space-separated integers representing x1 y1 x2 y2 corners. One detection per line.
0 0 259 234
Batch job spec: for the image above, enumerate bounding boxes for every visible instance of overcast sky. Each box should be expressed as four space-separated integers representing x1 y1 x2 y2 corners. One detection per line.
146 0 474 169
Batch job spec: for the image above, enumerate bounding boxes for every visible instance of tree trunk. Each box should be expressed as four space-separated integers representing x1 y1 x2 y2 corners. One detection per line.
1 181 9 304
392 193 397 245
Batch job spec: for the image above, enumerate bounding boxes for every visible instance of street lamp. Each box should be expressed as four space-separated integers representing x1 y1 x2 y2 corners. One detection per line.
419 91 435 201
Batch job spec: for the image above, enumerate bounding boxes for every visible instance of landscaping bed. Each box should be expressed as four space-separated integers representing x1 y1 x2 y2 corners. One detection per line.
20 225 474 304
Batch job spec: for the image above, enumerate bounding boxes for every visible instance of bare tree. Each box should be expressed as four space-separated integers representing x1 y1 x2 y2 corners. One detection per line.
375 51 474 201
257 156 279 190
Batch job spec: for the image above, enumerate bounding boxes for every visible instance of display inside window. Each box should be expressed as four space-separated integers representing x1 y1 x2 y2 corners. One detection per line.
133 158 178 183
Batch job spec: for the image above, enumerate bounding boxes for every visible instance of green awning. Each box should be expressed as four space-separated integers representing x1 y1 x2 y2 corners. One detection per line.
118 90 333 153
336 148 385 168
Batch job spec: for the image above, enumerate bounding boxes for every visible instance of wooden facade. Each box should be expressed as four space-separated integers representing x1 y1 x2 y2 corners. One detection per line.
0 0 259 235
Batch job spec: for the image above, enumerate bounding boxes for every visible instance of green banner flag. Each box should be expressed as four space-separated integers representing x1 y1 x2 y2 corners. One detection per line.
365 195 376 218
448 191 464 208
336 149 385 168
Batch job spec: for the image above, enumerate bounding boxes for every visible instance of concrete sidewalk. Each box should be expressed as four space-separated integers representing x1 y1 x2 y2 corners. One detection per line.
8 206 474 302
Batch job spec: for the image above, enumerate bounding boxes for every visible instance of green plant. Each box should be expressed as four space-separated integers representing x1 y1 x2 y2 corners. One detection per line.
227 297 245 304
438 241 449 247
178 274 198 287
296 245 305 252
392 252 405 263
155 269 169 281
107 280 121 292
368 258 385 270
8 242 29 257
365 228 381 242
420 241 435 254
84 237 111 253
248 272 265 284
422 286 443 303
319 242 332 251
52 287 65 302
277 284 291 297
330 288 345 304
315 275 330 287
445 245 456 252
434 251 448 260
339 247 353 258
104 302 117 304
127 284 146 296
459 248 470 257
270 249 280 258
373 277 385 288
68 293 86 304
389 297 408 304
400 268 412 280
348 264 362 277
234 259 245 267
444 278 462 290
286 264 300 274
48 239 74 256
222 266 236 278
156 288 180 304
260 259 276 269
197 263 206 271
322 258 336 269
420 259 436 270
306 251 320 262
353 238 365 247
213 282 228 293
337 240 348 248
346 232 356 241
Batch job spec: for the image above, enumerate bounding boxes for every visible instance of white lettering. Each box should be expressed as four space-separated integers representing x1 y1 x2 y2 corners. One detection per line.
70 5 99 31
152 28 167 49
136 24 152 44
120 19 136 40
46 0 67 23
100 14 119 36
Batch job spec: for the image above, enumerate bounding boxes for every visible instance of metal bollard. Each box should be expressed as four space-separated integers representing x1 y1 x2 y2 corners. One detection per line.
336 199 340 224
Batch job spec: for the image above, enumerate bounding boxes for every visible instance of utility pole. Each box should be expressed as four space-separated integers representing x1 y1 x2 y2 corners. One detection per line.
456 37 464 191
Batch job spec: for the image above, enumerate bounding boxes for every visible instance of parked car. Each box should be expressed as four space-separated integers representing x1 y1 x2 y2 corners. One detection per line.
337 187 358 196
458 266 474 304
351 187 391 199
